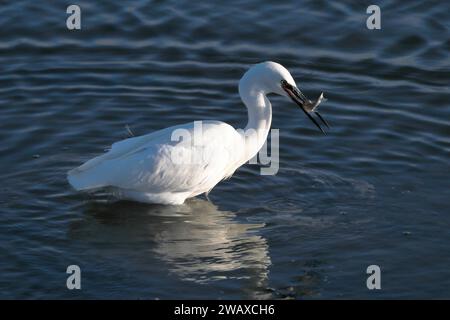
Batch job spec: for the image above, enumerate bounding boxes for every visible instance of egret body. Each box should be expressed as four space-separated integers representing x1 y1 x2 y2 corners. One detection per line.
68 61 328 204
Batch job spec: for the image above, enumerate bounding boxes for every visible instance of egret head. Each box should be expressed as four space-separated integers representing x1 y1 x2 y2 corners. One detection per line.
240 61 329 134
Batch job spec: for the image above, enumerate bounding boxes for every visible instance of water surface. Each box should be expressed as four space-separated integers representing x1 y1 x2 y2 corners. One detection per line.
0 0 449 299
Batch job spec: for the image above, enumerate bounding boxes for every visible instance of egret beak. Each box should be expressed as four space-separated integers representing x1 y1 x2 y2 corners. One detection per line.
281 80 329 134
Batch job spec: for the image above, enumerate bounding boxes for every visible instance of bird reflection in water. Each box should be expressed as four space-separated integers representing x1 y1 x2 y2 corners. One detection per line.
69 198 271 297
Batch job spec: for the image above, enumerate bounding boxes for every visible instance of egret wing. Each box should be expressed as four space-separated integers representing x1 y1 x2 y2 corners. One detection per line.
67 121 244 195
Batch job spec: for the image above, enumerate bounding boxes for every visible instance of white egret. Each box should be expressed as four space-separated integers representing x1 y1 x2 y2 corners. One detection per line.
67 61 328 204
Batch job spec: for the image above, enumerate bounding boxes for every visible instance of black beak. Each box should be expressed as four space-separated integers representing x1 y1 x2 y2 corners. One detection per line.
282 81 329 134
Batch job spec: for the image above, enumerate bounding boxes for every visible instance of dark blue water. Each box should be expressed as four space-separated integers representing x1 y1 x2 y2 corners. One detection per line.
0 0 449 299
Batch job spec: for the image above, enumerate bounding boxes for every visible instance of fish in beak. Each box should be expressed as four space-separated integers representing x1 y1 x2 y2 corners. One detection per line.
281 80 330 134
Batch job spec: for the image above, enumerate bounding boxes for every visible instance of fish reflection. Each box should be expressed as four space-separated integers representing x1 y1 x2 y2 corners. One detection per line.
69 198 271 295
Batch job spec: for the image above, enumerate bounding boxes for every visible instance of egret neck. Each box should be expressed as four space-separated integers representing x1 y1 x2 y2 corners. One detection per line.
238 73 273 163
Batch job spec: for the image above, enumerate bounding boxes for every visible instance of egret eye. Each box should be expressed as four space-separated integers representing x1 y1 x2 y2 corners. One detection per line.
280 80 292 90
